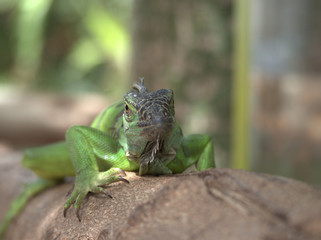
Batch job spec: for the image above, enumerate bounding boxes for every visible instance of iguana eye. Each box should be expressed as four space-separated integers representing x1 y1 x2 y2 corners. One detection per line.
124 104 134 121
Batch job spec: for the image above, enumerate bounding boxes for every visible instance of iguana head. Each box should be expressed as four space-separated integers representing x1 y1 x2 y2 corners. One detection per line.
123 78 176 174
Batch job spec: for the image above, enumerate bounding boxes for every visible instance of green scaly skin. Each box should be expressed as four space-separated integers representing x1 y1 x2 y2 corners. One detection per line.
0 78 215 237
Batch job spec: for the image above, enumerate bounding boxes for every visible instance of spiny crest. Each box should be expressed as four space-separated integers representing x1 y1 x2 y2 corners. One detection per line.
132 77 148 93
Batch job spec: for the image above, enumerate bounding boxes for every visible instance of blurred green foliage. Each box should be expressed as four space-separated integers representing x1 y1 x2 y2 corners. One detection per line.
0 0 132 97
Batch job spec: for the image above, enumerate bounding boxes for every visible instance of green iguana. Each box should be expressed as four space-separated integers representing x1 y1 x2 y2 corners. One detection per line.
0 78 215 237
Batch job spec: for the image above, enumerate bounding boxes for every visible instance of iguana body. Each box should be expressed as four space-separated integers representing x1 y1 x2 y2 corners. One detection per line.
0 79 215 236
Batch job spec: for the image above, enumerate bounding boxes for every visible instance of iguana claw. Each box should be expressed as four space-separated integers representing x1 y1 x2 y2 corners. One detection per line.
63 206 68 218
117 176 130 184
76 208 81 222
101 189 113 198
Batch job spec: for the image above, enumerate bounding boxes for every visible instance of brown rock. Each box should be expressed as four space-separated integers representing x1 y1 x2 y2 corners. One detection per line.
1 153 321 240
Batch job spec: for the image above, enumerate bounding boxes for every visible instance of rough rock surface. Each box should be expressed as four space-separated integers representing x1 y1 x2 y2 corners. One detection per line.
1 153 321 240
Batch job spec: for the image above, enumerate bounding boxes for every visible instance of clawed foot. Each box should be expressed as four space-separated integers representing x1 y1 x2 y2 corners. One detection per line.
63 168 129 221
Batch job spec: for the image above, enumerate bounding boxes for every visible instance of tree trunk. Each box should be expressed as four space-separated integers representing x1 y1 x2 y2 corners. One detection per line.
1 152 320 240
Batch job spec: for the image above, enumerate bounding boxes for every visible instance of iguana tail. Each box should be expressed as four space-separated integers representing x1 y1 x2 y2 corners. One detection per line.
0 178 60 239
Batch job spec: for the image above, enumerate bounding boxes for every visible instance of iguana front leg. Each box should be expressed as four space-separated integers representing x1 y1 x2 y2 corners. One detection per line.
63 125 137 221
167 134 215 173
63 167 128 221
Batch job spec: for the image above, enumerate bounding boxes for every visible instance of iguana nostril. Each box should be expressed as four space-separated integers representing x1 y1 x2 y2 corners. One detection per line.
152 115 164 125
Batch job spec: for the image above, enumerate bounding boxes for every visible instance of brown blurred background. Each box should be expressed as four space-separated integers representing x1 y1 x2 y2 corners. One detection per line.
0 0 320 187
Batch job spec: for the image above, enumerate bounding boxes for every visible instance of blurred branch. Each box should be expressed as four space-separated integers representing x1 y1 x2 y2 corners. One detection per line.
0 88 109 147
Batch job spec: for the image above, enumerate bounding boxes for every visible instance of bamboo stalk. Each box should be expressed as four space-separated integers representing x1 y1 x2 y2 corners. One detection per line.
231 0 250 169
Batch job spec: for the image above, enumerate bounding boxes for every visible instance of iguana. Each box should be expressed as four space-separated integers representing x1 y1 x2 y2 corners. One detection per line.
0 78 215 237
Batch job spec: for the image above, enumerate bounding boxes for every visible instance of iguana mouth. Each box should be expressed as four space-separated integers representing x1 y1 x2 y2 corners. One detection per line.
124 136 163 162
